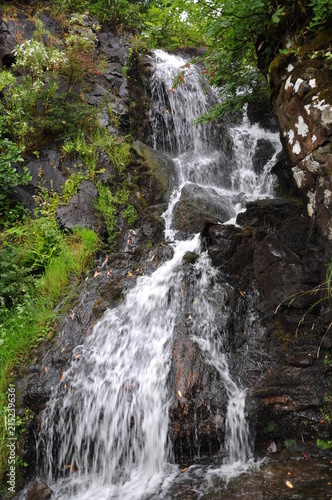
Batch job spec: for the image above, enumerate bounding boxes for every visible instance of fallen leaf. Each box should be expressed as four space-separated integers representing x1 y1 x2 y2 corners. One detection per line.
285 481 293 489
73 354 81 360
127 238 131 245
65 465 71 469
94 271 100 277
194 298 197 306
61 347 65 353
60 373 65 383
178 390 182 397
64 384 67 390
107 270 112 276
240 290 245 297
128 271 134 277
181 467 188 473
287 472 292 476
131 230 137 235
160 243 165 247
150 254 155 262
45 366 47 374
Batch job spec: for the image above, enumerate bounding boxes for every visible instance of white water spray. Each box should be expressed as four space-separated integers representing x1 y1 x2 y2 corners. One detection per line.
36 50 282 499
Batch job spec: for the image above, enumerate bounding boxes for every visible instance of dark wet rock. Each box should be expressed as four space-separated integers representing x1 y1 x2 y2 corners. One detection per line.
127 52 152 141
182 252 199 265
205 193 331 456
172 185 235 234
0 13 35 67
170 327 227 460
286 352 315 367
254 234 308 309
272 150 300 197
207 224 253 271
247 99 279 132
15 150 70 210
251 138 276 174
56 180 106 235
250 362 330 451
133 140 177 203
166 456 332 499
26 478 52 500
23 150 64 192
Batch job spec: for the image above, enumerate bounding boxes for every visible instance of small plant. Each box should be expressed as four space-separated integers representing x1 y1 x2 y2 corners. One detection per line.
264 421 276 433
308 0 332 31
285 438 294 448
317 438 332 449
122 204 138 225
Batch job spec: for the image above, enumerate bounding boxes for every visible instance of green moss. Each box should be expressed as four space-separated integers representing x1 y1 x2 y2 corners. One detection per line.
285 438 295 448
275 320 292 351
299 28 332 58
264 421 277 433
317 438 332 449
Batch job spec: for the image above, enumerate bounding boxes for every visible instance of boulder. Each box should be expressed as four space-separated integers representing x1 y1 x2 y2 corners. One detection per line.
56 180 106 235
252 138 277 175
26 478 52 500
172 184 236 234
133 140 177 203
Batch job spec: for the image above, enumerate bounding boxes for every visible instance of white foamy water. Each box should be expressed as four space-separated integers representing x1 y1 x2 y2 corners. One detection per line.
34 50 282 499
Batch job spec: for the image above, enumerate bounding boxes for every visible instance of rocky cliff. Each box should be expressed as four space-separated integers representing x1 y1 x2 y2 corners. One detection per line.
1 3 332 497
267 28 332 245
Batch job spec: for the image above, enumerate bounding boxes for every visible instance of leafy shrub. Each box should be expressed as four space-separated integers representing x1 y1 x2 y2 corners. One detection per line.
0 138 31 212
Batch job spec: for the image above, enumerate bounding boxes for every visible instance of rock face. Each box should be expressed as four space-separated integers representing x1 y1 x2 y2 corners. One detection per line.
207 194 332 453
268 29 332 244
56 180 106 234
132 140 178 203
172 184 236 234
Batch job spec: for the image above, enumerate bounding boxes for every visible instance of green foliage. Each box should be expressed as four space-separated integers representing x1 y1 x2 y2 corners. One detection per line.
122 204 138 225
95 183 134 244
264 421 276 433
0 16 102 153
317 438 332 449
62 129 132 177
0 219 99 484
309 0 332 31
0 139 31 212
285 438 295 448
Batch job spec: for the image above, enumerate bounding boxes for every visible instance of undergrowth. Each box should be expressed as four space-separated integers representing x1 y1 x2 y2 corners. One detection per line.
0 220 100 487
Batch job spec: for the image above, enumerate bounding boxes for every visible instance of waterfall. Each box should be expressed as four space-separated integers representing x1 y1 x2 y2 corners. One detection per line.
36 49 282 499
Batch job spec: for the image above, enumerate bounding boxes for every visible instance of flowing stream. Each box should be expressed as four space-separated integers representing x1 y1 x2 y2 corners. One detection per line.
36 50 282 499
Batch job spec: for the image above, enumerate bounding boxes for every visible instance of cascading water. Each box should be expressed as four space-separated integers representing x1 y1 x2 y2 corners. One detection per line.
35 49 282 499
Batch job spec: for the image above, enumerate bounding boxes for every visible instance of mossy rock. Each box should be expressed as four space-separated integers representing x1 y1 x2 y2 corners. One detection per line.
132 141 177 203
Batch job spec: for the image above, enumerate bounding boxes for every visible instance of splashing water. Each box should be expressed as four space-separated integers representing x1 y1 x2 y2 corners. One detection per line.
36 50 282 499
